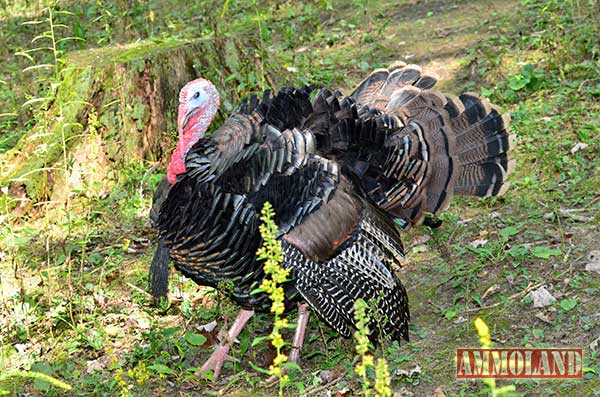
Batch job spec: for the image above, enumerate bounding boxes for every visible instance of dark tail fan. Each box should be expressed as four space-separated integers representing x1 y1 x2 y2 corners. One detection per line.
448 93 514 197
347 64 514 228
389 88 513 226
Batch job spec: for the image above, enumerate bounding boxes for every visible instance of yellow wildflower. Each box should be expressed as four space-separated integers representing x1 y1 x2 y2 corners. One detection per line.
257 202 291 396
474 317 492 347
374 358 392 397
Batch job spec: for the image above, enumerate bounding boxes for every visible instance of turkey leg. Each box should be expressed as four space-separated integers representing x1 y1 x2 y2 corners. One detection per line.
288 303 310 365
264 303 310 385
197 309 255 381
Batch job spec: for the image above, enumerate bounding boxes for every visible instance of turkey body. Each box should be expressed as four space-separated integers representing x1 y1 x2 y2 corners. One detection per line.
154 63 513 341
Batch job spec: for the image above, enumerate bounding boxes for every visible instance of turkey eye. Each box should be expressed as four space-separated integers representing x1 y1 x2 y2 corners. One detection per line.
193 91 200 99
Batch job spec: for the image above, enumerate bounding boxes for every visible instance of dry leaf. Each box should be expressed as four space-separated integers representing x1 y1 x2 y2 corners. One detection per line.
590 335 600 351
469 239 488 248
395 364 422 377
585 250 600 274
482 284 500 300
433 386 447 397
570 142 588 154
535 312 553 324
529 286 556 308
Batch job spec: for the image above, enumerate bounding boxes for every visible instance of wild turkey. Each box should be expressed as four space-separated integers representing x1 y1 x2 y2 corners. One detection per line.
150 63 513 378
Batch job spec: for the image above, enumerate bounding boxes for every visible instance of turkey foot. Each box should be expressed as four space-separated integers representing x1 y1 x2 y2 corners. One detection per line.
423 215 443 229
264 303 310 385
197 309 254 381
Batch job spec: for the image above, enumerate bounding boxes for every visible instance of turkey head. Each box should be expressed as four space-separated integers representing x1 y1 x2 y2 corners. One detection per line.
167 78 220 184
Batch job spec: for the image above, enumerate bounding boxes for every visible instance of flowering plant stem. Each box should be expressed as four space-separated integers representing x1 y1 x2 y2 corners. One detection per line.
257 202 291 396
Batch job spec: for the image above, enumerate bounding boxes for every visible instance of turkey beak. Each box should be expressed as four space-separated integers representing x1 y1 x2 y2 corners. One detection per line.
181 107 195 131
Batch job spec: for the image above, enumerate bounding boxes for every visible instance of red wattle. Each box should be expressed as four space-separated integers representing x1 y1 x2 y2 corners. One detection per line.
167 144 186 184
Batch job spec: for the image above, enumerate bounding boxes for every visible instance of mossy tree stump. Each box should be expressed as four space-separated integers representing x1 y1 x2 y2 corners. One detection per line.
1 38 277 211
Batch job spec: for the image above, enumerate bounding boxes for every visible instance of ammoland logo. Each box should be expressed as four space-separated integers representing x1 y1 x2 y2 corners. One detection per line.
456 348 583 379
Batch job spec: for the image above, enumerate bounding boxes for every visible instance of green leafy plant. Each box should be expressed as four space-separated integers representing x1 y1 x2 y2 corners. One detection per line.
16 3 82 108
507 64 545 92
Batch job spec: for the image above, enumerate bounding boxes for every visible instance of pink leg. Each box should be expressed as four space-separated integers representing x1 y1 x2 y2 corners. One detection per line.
264 303 311 385
289 303 310 365
196 309 254 381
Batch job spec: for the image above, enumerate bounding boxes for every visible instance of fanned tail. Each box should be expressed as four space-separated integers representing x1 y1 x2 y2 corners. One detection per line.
343 64 514 228
449 93 514 197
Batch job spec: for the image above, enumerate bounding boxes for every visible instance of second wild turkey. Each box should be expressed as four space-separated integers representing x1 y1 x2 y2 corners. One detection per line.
149 62 513 379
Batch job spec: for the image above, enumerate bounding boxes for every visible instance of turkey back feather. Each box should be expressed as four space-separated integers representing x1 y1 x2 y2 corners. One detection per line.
283 193 408 341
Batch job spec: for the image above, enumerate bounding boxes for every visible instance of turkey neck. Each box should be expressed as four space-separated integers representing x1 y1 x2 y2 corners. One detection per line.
168 106 217 184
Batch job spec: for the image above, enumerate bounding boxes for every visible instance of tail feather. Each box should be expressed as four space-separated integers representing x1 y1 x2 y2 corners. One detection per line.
455 160 508 196
351 63 439 110
379 65 422 97
388 61 407 72
450 94 513 198
320 63 514 229
388 89 513 202
414 73 439 89
351 69 389 106
149 238 170 303
443 93 465 117
350 71 513 227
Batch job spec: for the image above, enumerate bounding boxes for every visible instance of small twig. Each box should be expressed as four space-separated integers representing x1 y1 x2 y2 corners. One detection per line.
264 71 277 91
521 239 553 248
428 299 446 313
126 282 153 298
89 243 122 254
578 78 600 93
461 282 540 314
461 261 579 315
304 374 344 395
586 194 600 208
445 223 462 247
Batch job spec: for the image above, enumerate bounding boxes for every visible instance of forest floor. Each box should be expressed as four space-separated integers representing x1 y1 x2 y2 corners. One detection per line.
1 0 599 396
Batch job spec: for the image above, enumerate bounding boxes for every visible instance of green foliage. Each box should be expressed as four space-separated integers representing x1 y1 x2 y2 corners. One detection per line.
507 64 546 92
16 4 82 108
0 370 72 395
559 298 577 312
522 0 600 75
183 332 207 346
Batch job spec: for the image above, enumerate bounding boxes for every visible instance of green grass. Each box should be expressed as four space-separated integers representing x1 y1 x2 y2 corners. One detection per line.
1 0 600 396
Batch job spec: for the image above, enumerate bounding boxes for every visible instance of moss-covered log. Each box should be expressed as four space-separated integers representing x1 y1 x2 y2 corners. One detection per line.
0 37 278 208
